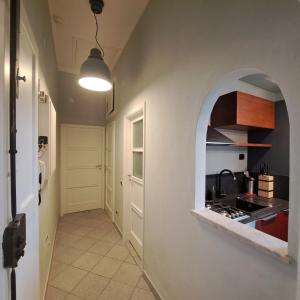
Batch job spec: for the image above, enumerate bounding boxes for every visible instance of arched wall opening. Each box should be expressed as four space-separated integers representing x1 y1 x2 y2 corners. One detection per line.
195 68 292 245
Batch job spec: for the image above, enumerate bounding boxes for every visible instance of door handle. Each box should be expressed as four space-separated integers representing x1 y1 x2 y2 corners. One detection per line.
258 214 277 222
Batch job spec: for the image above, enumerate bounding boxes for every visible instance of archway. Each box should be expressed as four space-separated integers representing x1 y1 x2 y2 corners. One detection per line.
195 68 290 242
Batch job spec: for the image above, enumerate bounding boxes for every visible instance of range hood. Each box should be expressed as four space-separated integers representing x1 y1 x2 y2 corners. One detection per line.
206 126 235 145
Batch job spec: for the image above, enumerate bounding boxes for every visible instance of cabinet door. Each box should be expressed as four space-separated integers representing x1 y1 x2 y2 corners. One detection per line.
211 91 275 130
255 212 288 242
237 92 275 129
277 211 289 242
255 214 280 238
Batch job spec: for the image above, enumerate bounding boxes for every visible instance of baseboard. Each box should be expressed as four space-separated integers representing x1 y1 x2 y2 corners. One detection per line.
143 270 163 300
104 203 113 220
113 220 122 236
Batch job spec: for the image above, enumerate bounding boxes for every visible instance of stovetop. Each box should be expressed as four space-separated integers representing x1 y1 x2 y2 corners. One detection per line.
205 200 249 221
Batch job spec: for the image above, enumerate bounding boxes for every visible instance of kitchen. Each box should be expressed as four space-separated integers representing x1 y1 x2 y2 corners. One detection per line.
205 74 289 242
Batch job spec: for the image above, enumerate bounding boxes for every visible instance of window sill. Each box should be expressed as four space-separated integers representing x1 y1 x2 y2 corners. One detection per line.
191 208 291 264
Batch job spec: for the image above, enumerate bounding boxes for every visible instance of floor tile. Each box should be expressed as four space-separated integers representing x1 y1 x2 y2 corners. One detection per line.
60 214 82 224
89 241 115 256
53 246 84 265
55 231 68 241
72 273 109 300
91 208 104 214
98 280 134 300
70 237 98 251
125 255 136 265
113 263 142 287
117 239 126 246
55 234 82 248
87 228 111 240
49 261 68 281
84 219 107 228
72 252 102 271
57 222 79 234
47 210 147 300
101 229 121 243
137 277 151 291
45 286 67 300
72 226 94 237
49 266 87 292
130 288 156 300
106 245 129 261
92 257 122 278
65 294 84 300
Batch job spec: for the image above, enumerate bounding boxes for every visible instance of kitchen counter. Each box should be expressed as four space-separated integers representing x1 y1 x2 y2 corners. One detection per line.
214 194 289 224
193 194 290 263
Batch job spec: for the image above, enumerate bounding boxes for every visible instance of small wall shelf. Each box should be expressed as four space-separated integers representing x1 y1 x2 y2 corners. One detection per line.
231 143 272 148
206 142 272 148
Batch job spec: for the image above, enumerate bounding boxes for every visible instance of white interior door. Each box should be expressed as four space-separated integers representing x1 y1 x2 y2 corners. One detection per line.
105 121 115 221
125 110 144 258
15 19 39 300
61 124 105 214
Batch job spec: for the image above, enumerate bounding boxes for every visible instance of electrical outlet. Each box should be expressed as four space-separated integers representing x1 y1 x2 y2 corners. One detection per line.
239 154 245 160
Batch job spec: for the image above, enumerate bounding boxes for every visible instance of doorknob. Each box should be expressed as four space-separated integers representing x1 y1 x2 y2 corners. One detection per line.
96 164 102 170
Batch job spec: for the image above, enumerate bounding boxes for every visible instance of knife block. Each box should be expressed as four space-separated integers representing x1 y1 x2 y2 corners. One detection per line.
258 175 274 198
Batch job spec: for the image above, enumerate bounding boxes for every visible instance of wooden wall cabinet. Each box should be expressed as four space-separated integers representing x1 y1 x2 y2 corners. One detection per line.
211 91 275 130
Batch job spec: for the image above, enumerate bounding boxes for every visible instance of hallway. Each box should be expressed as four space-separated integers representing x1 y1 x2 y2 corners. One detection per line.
46 209 156 300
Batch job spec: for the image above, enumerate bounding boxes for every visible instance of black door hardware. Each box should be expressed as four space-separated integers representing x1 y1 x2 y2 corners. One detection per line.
3 1 26 300
2 214 26 268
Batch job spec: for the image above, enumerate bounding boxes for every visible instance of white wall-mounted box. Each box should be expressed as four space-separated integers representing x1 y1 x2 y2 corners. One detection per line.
38 95 56 183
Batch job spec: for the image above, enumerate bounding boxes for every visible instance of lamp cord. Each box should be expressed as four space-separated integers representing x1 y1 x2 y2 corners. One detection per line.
94 13 105 57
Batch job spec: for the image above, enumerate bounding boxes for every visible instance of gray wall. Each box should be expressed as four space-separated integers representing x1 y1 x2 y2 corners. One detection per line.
248 100 290 176
248 100 290 199
58 71 107 126
109 0 300 299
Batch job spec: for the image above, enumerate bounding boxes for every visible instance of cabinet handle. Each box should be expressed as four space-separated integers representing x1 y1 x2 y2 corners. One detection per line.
258 214 277 222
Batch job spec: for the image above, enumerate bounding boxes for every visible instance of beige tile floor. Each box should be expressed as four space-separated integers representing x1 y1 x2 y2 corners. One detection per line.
46 209 156 300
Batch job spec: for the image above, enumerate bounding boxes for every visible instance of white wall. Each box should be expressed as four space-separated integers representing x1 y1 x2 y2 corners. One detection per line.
38 74 60 300
108 0 300 299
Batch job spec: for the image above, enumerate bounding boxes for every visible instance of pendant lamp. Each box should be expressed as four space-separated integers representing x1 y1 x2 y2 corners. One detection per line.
78 0 112 92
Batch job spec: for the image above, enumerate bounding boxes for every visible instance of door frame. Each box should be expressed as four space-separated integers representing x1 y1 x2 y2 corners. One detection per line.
60 123 105 216
0 1 10 298
0 1 40 298
105 120 116 222
123 103 146 259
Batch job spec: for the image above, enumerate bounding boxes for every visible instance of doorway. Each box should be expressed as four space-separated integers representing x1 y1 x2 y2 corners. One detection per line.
123 106 145 258
105 121 116 221
60 124 105 214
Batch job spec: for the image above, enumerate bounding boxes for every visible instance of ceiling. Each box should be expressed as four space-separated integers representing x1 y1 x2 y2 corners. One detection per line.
48 0 150 75
240 74 282 94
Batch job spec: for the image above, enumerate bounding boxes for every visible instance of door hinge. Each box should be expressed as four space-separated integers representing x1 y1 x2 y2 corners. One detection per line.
2 214 26 268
